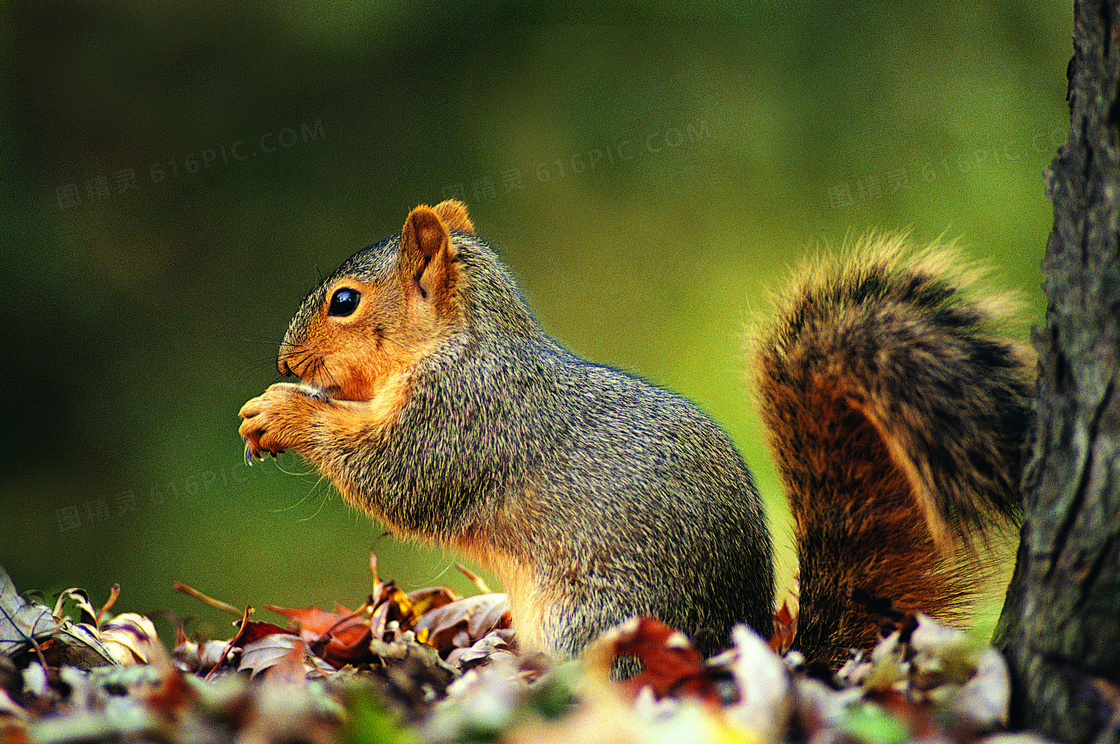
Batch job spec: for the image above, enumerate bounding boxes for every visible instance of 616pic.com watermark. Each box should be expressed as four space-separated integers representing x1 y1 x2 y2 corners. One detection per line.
54 119 326 211
54 460 280 533
440 120 712 205
825 125 1066 210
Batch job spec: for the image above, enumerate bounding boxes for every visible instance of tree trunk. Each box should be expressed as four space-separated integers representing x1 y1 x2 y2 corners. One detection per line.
993 1 1120 742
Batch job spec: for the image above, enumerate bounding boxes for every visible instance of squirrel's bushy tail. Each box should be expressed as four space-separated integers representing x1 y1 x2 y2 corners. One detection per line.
753 235 1034 668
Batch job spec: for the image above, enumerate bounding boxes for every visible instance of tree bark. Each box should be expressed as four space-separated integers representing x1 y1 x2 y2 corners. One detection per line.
994 1 1120 742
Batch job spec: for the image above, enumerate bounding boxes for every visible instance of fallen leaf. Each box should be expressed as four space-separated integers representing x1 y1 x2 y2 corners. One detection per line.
49 621 116 668
266 604 361 641
446 629 517 669
234 620 292 647
98 612 160 665
50 588 99 627
316 624 374 669
769 598 796 656
414 594 510 657
0 568 58 657
455 564 493 594
240 632 334 678
405 587 460 617
586 617 728 704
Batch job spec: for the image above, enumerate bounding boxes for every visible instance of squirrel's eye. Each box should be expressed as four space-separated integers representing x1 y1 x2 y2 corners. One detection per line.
328 287 361 317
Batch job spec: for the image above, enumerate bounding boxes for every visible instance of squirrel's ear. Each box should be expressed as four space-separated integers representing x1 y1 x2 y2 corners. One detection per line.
399 204 461 310
433 199 474 235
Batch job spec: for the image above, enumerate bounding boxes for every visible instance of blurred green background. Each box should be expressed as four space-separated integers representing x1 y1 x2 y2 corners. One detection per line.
2 1 1068 642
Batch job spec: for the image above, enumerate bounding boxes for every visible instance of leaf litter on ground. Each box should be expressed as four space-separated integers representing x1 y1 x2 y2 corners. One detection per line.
0 559 1057 744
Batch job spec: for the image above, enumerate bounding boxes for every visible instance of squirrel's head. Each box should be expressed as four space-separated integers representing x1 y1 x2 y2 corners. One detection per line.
277 200 475 402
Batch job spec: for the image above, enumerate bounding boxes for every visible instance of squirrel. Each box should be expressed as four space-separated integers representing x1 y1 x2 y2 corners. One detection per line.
238 200 1032 672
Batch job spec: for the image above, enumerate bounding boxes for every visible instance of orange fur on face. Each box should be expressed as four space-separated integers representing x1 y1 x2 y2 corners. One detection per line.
280 277 438 403
278 202 469 405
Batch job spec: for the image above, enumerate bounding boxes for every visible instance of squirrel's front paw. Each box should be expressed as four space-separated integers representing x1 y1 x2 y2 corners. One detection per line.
238 383 327 462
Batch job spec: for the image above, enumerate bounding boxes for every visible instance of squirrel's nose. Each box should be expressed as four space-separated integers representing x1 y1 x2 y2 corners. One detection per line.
278 357 293 377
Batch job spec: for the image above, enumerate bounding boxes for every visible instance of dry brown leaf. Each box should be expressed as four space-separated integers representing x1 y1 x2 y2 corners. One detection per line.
455 564 494 594
414 594 511 657
769 598 796 656
406 587 460 615
239 633 334 678
51 588 98 626
98 613 160 665
265 604 358 641
0 568 58 658
446 628 517 668
585 617 729 704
